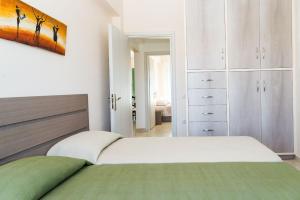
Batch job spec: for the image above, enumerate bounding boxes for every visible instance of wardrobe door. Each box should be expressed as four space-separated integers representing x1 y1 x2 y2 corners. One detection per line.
227 0 260 69
229 72 261 141
186 0 225 70
261 71 294 153
260 0 292 68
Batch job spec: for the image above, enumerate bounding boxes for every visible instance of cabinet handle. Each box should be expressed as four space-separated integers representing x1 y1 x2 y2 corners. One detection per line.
256 47 259 60
202 129 214 132
202 96 214 99
202 112 214 115
262 48 266 60
263 81 266 92
256 81 260 93
203 129 214 136
221 48 225 60
201 79 214 82
111 94 115 110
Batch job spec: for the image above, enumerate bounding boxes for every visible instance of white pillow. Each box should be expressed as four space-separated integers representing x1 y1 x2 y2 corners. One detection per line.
47 131 122 164
156 100 167 106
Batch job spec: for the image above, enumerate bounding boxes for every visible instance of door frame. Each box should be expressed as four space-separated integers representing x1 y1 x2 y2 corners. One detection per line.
127 32 177 136
145 51 171 131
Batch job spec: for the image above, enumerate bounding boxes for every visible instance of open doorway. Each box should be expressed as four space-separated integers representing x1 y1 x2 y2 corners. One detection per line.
108 25 176 137
130 38 173 137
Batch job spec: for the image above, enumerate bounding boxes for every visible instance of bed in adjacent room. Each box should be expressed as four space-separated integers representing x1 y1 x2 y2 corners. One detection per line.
0 95 300 200
155 100 172 122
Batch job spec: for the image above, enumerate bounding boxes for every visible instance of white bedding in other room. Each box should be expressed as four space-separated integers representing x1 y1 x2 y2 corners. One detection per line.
155 104 172 116
96 136 281 165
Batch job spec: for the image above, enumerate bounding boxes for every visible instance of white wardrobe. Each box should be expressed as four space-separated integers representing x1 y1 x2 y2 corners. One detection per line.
186 0 294 154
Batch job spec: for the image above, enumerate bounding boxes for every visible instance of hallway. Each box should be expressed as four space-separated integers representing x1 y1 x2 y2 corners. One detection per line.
135 123 172 137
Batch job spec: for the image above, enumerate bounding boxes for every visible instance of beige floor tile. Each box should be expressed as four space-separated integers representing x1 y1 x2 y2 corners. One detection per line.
135 122 172 137
284 158 300 171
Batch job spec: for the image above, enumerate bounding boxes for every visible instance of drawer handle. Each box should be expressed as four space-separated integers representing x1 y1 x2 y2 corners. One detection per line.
201 79 214 82
202 129 214 132
203 129 214 136
202 96 214 99
202 112 214 115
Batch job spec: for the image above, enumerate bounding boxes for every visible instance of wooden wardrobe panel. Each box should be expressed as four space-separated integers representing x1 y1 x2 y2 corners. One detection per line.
186 0 226 69
189 105 227 122
261 71 294 153
188 72 227 89
189 122 228 136
227 0 260 69
229 72 262 141
260 0 292 68
188 89 227 106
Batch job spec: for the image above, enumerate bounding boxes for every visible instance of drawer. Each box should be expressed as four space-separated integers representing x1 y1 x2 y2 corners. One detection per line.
188 72 226 89
188 89 227 105
189 105 227 122
189 122 228 136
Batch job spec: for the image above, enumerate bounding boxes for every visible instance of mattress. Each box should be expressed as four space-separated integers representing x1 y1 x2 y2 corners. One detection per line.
97 136 282 165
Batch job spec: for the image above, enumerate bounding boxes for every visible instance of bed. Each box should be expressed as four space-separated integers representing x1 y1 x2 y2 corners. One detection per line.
155 101 172 122
1 156 300 200
97 136 282 164
0 95 299 200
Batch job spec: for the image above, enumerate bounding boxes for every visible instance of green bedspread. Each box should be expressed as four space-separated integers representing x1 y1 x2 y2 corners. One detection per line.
42 163 300 200
0 156 86 200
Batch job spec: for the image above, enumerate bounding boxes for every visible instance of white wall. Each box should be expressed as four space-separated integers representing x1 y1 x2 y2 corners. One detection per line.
0 0 115 131
105 0 123 15
131 39 170 130
123 0 187 136
294 0 300 157
105 0 123 29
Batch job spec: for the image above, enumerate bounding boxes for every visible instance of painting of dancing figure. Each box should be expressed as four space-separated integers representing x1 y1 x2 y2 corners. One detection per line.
0 0 67 55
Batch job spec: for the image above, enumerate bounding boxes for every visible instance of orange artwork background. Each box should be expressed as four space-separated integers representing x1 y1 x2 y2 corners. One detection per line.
0 0 67 55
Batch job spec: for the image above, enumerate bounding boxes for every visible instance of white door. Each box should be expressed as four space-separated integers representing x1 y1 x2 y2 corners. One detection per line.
108 24 133 137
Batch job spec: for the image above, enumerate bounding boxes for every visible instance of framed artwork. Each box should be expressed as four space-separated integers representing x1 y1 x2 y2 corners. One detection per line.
0 0 67 55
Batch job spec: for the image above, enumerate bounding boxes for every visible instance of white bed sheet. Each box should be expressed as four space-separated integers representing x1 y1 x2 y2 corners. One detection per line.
96 136 282 165
155 105 172 116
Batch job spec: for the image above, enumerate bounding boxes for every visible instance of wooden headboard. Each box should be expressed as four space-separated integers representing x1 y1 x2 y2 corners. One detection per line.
0 94 89 165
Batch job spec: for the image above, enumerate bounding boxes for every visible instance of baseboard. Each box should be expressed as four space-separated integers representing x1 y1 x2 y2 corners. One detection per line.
279 154 296 160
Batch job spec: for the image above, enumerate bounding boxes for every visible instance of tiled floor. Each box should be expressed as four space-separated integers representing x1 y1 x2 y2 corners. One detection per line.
285 159 300 171
135 122 172 137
